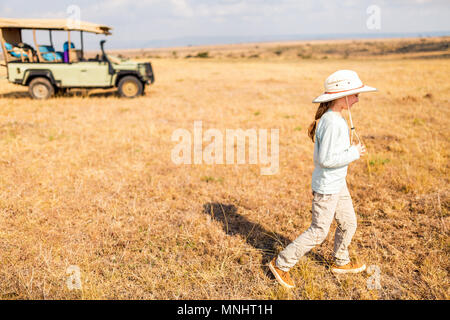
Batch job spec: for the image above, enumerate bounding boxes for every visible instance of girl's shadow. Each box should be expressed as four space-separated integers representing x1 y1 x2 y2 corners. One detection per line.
202 202 328 273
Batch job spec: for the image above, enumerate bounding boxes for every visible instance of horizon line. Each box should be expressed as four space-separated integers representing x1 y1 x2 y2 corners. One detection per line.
107 31 450 51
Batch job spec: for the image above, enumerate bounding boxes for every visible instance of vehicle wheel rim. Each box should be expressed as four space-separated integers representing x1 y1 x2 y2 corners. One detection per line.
123 81 138 97
33 84 49 99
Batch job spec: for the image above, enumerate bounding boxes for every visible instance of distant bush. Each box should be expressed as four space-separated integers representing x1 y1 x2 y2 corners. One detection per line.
196 52 210 58
274 50 283 56
298 53 312 59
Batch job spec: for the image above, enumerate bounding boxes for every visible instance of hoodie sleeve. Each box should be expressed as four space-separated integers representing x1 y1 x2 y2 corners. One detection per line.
316 119 360 169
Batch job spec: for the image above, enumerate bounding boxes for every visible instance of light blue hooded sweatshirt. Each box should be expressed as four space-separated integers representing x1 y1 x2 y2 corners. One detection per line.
311 109 360 194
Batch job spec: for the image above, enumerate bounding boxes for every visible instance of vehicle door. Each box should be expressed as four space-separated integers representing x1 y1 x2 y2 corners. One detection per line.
74 61 113 87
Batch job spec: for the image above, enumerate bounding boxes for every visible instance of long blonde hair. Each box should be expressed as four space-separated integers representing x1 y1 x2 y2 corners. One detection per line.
308 101 334 142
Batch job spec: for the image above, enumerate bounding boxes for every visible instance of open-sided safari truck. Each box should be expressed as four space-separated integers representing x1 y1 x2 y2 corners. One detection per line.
0 18 154 99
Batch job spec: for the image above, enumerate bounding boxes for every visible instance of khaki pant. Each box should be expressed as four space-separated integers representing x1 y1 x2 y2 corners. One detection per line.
276 184 357 271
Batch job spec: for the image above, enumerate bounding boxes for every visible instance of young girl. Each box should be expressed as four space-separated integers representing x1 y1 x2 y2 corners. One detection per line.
269 70 377 288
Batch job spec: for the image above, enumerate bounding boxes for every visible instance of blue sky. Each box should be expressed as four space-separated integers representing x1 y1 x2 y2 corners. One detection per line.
2 0 450 49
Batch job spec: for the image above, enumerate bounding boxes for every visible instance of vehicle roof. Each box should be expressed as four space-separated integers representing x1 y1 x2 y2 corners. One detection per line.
0 18 112 35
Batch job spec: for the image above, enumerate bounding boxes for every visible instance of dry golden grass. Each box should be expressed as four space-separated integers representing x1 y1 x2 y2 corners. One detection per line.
113 36 450 60
0 38 449 299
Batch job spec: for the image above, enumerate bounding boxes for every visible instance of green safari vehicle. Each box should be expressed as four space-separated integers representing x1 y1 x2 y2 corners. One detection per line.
0 18 155 99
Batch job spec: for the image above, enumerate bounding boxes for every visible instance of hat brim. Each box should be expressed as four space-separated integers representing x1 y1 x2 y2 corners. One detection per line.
312 85 377 103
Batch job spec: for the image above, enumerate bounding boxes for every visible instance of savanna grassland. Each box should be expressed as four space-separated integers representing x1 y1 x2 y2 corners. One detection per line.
0 37 449 299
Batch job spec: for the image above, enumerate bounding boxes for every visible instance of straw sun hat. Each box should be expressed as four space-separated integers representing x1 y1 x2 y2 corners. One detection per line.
313 70 377 103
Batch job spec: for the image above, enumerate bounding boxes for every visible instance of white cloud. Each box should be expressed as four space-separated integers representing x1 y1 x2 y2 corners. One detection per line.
171 0 194 17
1 5 13 15
196 1 248 17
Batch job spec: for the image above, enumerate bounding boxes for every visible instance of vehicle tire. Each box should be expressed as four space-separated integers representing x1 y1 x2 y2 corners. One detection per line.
118 76 143 98
28 77 55 100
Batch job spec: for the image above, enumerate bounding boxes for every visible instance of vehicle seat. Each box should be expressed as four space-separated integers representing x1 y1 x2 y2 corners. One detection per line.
63 41 75 51
63 41 76 62
39 45 63 62
4 42 29 60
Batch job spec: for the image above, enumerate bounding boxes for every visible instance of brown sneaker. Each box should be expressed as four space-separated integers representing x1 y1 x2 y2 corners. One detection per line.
331 260 366 274
268 258 295 288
